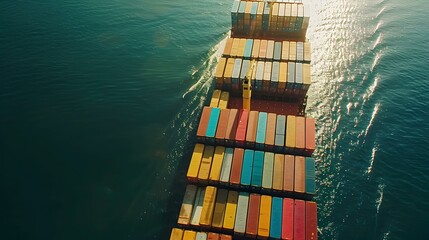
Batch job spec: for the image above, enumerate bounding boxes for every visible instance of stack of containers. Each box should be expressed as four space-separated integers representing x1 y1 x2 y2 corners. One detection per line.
176 185 318 240
195 107 316 156
170 228 232 240
186 143 316 197
231 1 311 39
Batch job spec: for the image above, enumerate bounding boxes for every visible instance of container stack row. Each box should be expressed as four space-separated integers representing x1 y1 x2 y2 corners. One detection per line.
214 57 311 97
222 37 311 63
196 107 315 156
186 144 316 196
231 0 310 38
170 228 232 240
177 185 318 240
209 90 230 109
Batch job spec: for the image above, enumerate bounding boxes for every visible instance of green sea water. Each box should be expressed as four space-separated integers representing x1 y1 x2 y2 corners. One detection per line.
1 0 429 239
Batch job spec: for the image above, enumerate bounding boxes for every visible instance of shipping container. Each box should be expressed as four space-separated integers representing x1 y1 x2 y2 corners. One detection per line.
271 61 280 91
274 42 282 61
198 146 215 183
262 152 274 190
209 146 225 184
270 197 283 239
220 148 234 185
190 187 206 226
275 115 286 150
245 111 259 148
246 194 261 237
212 188 229 229
305 157 316 195
258 195 272 238
197 107 211 142
256 112 268 149
223 191 239 230
244 39 253 59
220 235 232 240
215 59 226 88
306 201 318 240
240 60 250 82
196 232 208 240
278 62 287 92
294 199 305 240
206 108 221 141
302 63 311 91
237 38 247 58
305 117 316 155
294 156 305 193
230 38 240 57
235 109 249 146
252 39 261 59
210 90 221 108
225 109 239 146
283 155 295 192
218 91 230 109
223 38 234 57
259 40 268 59
230 148 244 186
287 62 295 89
266 40 274 60
200 186 217 227
215 109 230 144
224 58 235 87
304 41 311 62
263 61 272 91
295 116 305 152
178 185 198 225
272 154 284 191
255 61 265 90
265 113 277 149
282 198 294 240
207 232 220 240
285 115 296 152
234 192 250 234
297 42 304 62
184 230 197 240
289 42 297 61
295 63 303 90
187 144 205 182
170 228 184 240
281 41 290 61
251 151 264 188
232 58 243 88
241 149 254 187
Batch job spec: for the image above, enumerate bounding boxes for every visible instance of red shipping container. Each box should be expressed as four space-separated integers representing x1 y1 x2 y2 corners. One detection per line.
305 118 316 155
294 200 306 240
220 235 232 240
230 148 244 186
215 109 231 141
306 201 318 240
282 198 294 240
246 193 261 238
208 232 220 240
283 155 295 192
235 109 249 146
197 107 212 140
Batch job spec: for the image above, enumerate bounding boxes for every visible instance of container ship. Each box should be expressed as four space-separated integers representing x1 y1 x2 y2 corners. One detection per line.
170 0 317 239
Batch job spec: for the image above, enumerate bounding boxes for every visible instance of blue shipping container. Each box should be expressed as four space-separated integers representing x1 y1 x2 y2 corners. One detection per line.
240 60 250 80
256 112 268 144
244 39 253 59
241 149 254 186
270 197 283 239
251 150 264 187
274 42 282 61
287 62 296 89
206 108 221 138
305 157 316 194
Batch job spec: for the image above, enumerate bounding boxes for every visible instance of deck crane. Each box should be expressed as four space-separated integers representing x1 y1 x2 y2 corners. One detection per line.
242 60 256 111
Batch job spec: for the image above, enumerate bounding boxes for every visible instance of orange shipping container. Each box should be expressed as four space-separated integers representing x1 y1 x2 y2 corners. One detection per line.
305 118 316 155
296 116 306 152
283 155 295 192
265 113 276 147
272 154 284 191
294 156 306 193
223 38 234 56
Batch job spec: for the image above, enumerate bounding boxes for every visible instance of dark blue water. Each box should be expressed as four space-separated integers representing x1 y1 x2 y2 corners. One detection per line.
1 0 428 239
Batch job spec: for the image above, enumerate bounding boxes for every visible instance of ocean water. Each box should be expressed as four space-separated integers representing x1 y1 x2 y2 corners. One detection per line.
1 0 428 239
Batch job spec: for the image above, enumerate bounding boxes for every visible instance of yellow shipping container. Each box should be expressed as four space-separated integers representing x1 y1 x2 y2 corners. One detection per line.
303 63 311 88
252 39 261 59
281 41 290 61
210 90 221 108
272 154 284 191
278 62 288 90
212 188 228 228
304 41 311 62
230 38 240 57
223 38 234 56
259 40 268 59
224 58 235 85
286 116 296 149
215 58 227 86
209 146 225 183
198 146 215 182
289 42 297 61
186 144 205 181
218 91 230 109
200 186 217 227
183 230 197 240
223 191 239 230
258 195 272 238
170 228 184 240
178 185 198 225
237 38 247 58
